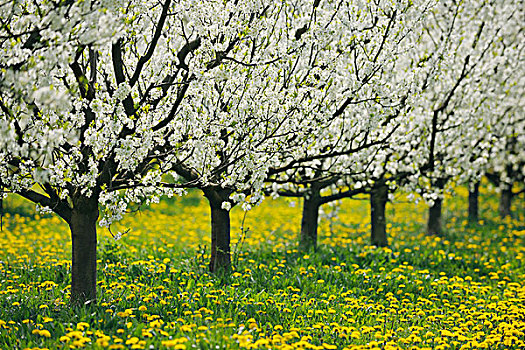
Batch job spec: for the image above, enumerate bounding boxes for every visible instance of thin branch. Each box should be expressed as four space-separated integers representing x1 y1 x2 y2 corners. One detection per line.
129 0 172 87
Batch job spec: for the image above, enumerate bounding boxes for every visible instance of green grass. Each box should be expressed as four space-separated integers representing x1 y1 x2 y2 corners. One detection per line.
0 186 524 350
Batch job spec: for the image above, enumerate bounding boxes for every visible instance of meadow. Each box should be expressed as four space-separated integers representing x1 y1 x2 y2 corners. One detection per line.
0 185 524 350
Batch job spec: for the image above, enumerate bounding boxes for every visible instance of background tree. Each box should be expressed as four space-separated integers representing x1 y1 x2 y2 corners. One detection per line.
264 0 436 250
485 114 525 219
400 0 524 235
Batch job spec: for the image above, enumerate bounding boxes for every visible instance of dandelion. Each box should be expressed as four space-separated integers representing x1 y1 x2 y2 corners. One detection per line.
76 322 89 330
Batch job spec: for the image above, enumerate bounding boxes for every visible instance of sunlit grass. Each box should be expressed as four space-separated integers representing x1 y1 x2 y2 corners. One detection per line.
0 184 524 349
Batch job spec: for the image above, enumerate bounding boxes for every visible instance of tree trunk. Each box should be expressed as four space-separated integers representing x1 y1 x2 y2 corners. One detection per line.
69 195 99 305
0 196 3 231
427 198 443 236
370 184 388 247
203 188 232 273
427 179 446 236
468 181 480 223
499 184 512 219
299 191 321 252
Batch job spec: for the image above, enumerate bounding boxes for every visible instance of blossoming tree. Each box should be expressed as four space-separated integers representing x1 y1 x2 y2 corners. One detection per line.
1 0 131 304
263 0 435 250
159 0 440 268
485 112 525 219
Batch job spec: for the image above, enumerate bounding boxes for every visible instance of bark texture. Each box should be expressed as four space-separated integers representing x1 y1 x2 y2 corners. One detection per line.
427 179 446 236
499 185 512 219
204 188 232 273
69 195 99 305
0 196 3 231
370 184 388 247
299 186 322 251
468 182 480 223
427 197 443 236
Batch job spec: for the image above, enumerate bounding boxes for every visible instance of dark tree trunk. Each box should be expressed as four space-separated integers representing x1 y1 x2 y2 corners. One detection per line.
370 184 388 247
299 190 321 252
0 196 3 231
203 188 232 273
209 202 231 272
427 198 443 236
69 195 99 305
468 181 480 223
427 178 446 236
499 185 512 219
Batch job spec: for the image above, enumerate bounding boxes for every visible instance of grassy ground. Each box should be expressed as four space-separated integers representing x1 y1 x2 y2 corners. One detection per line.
0 185 524 349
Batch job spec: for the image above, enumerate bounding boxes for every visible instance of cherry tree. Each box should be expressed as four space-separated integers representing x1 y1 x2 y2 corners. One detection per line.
478 17 524 220
1 0 130 304
464 101 523 222
154 0 351 271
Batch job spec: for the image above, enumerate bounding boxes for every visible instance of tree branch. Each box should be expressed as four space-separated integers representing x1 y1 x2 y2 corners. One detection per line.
16 188 71 224
129 0 172 87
